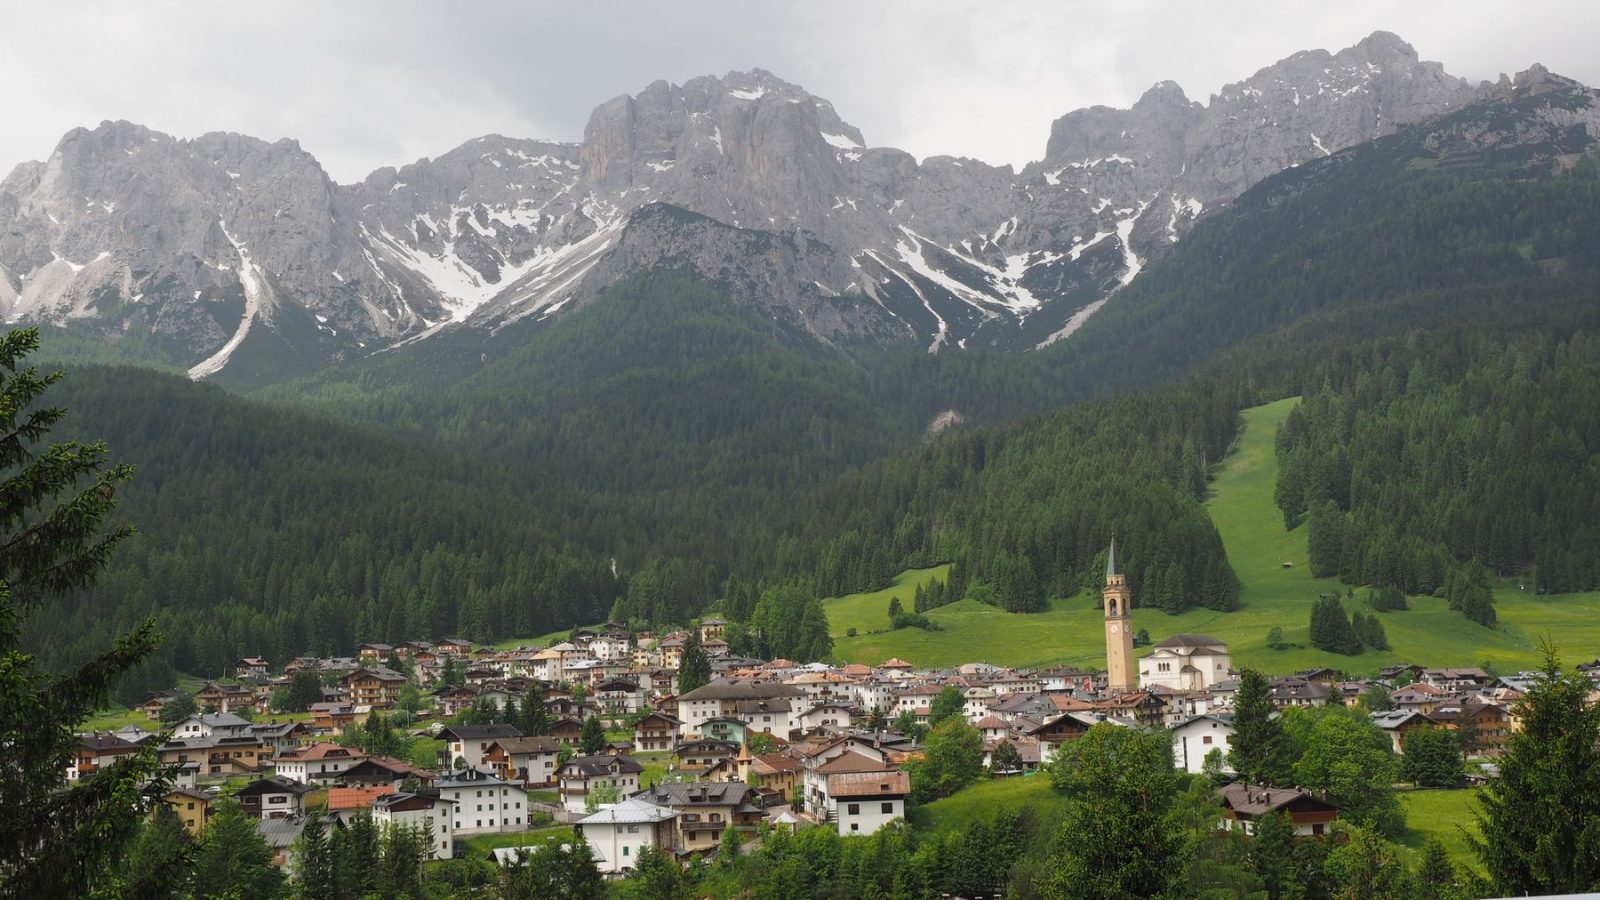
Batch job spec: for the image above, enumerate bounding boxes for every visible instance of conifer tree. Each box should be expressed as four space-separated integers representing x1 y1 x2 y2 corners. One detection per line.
579 714 608 756
677 629 711 695
292 815 335 900
190 800 285 899
1475 649 1600 894
0 328 175 896
1229 668 1291 786
333 811 380 898
520 688 554 736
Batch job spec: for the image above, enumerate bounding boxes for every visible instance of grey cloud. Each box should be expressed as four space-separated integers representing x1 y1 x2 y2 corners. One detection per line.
4 0 1597 183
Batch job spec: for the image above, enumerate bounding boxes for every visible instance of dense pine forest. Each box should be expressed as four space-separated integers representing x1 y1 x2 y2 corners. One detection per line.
1276 329 1600 599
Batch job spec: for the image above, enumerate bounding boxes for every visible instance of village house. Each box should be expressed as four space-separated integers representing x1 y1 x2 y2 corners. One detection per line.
747 751 802 800
674 679 805 737
162 788 214 835
1025 711 1105 763
249 720 312 756
557 754 646 814
676 738 739 774
1170 714 1236 773
69 733 140 781
576 796 681 875
593 677 648 715
483 736 563 787
829 770 909 836
234 775 315 819
357 643 393 664
272 742 366 784
340 755 436 789
1371 710 1440 754
796 702 857 733
195 682 258 714
343 667 407 710
159 734 272 779
258 815 318 869
632 780 762 854
373 793 455 860
1220 783 1340 837
633 711 682 752
308 702 359 733
434 767 532 835
437 723 524 771
700 717 749 747
172 712 253 741
802 749 895 822
1269 677 1332 709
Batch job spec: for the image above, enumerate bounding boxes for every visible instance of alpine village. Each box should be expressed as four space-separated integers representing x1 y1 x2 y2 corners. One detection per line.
6 10 1600 900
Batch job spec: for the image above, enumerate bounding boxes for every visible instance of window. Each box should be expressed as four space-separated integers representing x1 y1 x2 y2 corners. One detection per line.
847 803 860 815
1202 736 1213 745
882 802 893 814
623 846 630 857
851 823 859 832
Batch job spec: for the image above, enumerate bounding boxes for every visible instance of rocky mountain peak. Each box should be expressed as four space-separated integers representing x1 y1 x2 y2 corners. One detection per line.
5 33 1586 384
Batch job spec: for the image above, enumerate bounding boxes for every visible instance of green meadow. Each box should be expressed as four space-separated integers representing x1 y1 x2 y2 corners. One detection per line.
826 398 1600 673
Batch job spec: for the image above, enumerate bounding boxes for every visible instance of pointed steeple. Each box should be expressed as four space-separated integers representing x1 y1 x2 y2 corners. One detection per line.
1106 537 1119 579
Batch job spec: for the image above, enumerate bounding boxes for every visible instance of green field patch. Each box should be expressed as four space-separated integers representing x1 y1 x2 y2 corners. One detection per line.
1398 788 1483 875
906 774 1063 837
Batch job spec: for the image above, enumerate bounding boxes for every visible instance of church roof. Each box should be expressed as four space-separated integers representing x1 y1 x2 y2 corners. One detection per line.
1152 633 1227 650
1106 539 1119 578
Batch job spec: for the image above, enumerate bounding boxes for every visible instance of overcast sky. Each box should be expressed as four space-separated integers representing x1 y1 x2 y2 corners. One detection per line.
7 1 1598 183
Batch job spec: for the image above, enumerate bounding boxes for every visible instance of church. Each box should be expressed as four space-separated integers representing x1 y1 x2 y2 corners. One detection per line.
1101 539 1231 693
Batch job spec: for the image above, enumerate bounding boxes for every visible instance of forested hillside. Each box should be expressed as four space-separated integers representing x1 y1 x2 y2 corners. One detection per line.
1276 329 1600 598
29 367 620 698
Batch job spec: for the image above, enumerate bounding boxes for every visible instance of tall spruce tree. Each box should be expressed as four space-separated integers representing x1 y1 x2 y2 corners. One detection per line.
1475 649 1600 894
677 629 711 695
292 815 335 900
0 328 175 896
579 714 608 756
1229 668 1291 785
190 800 285 899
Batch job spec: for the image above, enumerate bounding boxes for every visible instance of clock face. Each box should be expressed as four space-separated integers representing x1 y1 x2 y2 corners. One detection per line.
1109 624 1119 634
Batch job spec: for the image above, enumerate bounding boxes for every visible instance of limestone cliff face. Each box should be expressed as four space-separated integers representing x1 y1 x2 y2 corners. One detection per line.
1 32 1588 382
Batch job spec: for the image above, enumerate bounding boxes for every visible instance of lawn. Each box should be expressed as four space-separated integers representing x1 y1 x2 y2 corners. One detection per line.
906 774 1063 836
824 398 1600 674
1398 788 1483 875
458 826 575 858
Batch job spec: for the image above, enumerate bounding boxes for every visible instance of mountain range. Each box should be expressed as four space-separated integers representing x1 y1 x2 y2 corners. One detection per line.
0 31 1523 385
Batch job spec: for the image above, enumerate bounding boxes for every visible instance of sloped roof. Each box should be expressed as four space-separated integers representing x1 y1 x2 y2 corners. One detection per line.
1153 634 1227 650
578 796 678 825
816 751 893 776
829 771 910 798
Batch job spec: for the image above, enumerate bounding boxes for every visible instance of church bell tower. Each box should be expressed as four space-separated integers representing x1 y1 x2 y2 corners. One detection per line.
1103 538 1137 693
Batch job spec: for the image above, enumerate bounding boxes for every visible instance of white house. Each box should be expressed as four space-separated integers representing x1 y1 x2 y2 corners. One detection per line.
796 702 856 732
272 743 366 784
171 713 253 741
801 749 893 821
438 723 523 771
1170 714 1236 774
372 792 455 860
829 771 909 836
575 797 680 874
434 767 531 835
557 754 646 814
1140 634 1232 691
